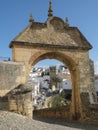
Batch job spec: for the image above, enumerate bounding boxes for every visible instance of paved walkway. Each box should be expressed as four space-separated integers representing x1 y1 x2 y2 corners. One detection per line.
0 111 98 130
33 117 98 130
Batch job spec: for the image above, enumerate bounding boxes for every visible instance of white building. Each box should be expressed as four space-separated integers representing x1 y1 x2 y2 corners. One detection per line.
62 79 72 90
33 82 40 105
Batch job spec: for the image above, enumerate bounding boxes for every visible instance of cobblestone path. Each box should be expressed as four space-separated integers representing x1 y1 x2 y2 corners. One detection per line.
33 117 98 130
0 111 98 130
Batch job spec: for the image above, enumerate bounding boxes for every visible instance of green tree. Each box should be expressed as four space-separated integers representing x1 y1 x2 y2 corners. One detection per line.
49 93 67 108
51 94 63 108
41 72 44 77
52 76 62 90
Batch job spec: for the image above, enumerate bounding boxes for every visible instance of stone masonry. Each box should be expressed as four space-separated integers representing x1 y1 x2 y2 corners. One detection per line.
8 14 98 121
0 1 98 121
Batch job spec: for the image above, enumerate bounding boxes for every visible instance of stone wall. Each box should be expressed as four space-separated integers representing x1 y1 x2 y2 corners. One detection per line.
0 61 27 96
33 106 71 119
80 92 98 122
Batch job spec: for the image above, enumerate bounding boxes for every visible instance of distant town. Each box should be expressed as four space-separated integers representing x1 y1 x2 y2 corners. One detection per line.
28 65 98 109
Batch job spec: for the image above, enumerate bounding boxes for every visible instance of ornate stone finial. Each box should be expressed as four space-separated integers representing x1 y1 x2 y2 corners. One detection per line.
29 13 34 23
65 17 69 27
48 0 53 17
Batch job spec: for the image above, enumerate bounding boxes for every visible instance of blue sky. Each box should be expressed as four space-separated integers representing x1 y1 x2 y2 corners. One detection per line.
0 0 98 69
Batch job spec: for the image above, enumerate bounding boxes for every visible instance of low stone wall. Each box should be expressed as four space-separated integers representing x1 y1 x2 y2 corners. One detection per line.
33 106 71 119
34 93 98 122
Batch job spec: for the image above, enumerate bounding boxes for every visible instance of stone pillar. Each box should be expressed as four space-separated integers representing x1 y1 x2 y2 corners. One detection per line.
78 52 97 120
70 67 81 120
79 57 97 103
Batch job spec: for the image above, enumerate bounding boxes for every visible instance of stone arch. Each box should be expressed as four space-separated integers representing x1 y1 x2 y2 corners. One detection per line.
8 9 98 120
29 51 77 69
29 51 80 119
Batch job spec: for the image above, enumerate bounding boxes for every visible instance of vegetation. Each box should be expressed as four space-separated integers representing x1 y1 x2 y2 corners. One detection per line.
48 94 64 108
41 71 50 77
52 76 62 90
51 94 64 108
61 91 72 101
41 72 45 77
47 91 71 108
52 77 61 83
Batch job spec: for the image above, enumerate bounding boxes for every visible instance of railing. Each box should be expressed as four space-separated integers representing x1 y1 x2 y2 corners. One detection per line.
0 57 11 61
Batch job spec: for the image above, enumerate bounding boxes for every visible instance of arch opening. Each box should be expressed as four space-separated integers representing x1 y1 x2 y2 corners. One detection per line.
28 51 79 119
28 59 72 110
